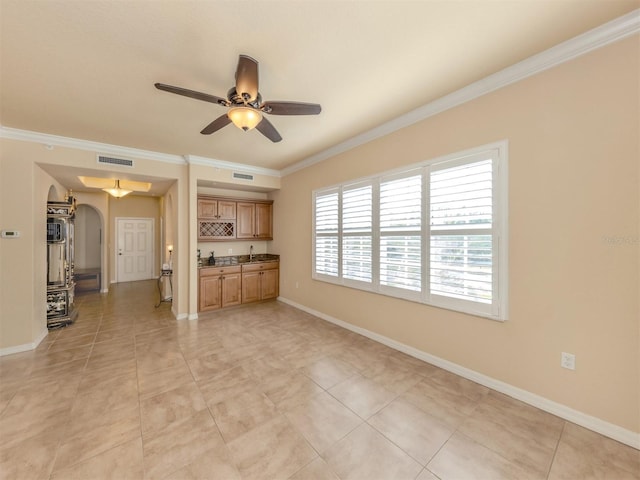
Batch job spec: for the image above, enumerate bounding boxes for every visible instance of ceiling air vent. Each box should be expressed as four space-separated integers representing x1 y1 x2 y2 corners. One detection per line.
233 172 254 181
97 155 134 168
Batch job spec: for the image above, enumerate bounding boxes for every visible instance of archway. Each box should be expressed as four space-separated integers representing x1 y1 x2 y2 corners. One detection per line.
74 204 103 293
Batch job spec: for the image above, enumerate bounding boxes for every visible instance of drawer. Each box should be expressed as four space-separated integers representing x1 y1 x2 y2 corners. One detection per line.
241 261 279 273
199 265 241 277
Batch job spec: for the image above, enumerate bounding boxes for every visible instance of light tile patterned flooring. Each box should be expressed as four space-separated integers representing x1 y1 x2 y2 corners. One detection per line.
1 280 638 480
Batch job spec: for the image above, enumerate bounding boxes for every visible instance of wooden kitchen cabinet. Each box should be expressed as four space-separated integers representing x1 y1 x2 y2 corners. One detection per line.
241 261 279 303
255 203 273 239
197 198 236 219
199 266 242 311
198 197 237 241
236 201 273 240
197 195 272 242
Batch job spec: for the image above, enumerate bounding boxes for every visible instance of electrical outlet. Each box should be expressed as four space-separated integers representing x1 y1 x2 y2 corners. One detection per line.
295 281 299 289
561 352 576 370
228 248 233 255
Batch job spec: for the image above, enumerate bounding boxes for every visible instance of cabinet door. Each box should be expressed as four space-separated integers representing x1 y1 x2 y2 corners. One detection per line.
236 202 255 239
199 275 221 311
255 203 273 240
217 201 237 220
241 271 261 303
198 199 218 219
260 268 279 300
221 273 242 307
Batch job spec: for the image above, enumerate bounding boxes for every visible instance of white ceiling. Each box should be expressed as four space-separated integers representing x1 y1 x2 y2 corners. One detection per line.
1 1 637 183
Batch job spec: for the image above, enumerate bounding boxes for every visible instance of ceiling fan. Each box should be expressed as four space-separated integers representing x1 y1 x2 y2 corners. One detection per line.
155 55 321 143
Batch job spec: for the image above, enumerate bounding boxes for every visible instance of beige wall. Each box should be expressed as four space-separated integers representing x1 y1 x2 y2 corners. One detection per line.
272 36 639 434
0 155 66 349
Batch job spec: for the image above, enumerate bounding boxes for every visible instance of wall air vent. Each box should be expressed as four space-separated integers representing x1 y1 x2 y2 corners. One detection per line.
233 172 254 181
97 155 134 168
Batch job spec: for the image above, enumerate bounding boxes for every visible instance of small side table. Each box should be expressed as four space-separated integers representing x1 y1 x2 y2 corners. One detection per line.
155 269 173 308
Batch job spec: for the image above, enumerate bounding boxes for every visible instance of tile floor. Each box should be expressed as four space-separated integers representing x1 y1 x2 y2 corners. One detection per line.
0 280 638 480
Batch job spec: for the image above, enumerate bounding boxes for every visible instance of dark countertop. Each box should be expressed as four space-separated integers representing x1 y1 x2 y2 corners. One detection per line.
199 253 279 268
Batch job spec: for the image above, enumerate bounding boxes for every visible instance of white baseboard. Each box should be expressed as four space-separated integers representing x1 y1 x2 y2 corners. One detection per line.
0 327 49 357
187 313 198 321
175 313 188 320
277 296 640 450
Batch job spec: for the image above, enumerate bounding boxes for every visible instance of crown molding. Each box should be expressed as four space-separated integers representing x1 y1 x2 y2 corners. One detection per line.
281 8 640 177
0 126 186 165
184 155 281 178
0 125 282 177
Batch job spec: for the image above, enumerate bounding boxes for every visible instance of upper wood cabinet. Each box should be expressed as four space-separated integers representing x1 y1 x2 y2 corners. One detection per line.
197 198 236 220
255 203 273 239
237 201 273 240
198 195 273 241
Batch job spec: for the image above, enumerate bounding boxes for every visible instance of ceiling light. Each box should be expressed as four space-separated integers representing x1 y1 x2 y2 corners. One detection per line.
78 176 151 192
227 107 262 131
102 180 132 198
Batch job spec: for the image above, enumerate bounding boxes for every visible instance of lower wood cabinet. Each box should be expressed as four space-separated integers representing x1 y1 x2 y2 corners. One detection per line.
241 261 279 303
198 266 242 312
198 261 279 312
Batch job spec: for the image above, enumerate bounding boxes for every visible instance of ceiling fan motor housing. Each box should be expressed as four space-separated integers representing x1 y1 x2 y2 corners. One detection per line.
227 87 262 108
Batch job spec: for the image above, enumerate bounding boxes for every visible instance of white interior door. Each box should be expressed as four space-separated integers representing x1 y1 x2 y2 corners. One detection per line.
116 218 154 282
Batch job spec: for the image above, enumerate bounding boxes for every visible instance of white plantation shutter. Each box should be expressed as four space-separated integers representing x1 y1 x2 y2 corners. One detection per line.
379 173 422 294
429 157 497 315
312 142 507 321
342 183 373 283
314 190 339 277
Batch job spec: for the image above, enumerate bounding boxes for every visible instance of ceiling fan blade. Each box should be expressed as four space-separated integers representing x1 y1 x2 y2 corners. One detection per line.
235 55 259 103
255 116 282 143
155 83 228 106
261 101 321 115
200 115 232 135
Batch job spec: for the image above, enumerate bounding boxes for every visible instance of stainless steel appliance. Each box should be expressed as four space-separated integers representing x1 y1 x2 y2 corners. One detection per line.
46 197 77 328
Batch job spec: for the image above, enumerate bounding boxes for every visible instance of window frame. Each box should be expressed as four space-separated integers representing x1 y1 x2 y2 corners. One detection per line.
312 141 508 321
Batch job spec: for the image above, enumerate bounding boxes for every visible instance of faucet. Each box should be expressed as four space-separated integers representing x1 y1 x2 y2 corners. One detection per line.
249 245 254 262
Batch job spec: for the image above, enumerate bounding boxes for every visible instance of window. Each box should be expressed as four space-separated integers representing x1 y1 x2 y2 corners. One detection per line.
342 183 373 284
314 189 339 277
313 141 508 321
429 157 497 317
379 172 422 296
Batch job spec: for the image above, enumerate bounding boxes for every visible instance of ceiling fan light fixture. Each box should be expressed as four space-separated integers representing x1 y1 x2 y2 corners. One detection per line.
102 179 132 198
228 107 262 131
